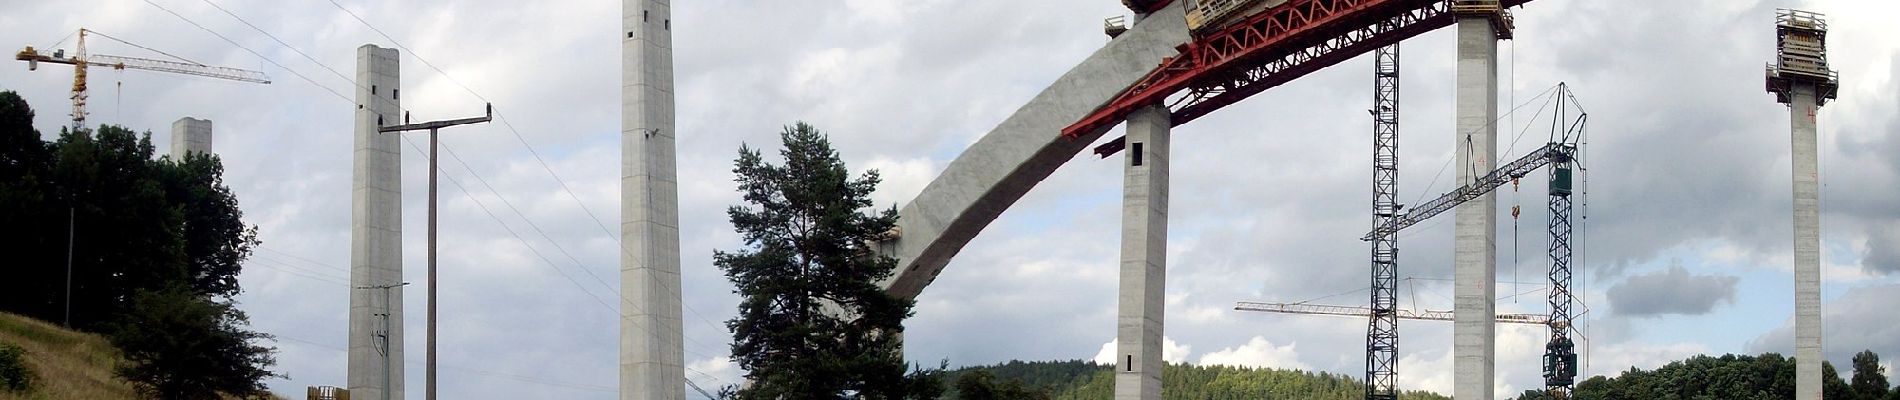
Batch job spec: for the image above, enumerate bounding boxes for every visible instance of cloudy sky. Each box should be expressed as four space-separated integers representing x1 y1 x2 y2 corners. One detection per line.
4 0 1899 398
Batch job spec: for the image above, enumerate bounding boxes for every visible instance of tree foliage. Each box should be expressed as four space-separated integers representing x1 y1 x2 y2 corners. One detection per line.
943 360 1449 400
716 122 935 399
1853 350 1892 400
0 91 274 398
953 370 1052 400
1509 351 1900 400
0 342 33 393
110 287 279 399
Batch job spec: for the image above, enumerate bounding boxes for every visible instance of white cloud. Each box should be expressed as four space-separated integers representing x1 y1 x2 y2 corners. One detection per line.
686 356 741 390
1397 349 1454 395
1197 336 1311 371
4 0 1900 399
1586 341 1708 378
1092 337 1191 365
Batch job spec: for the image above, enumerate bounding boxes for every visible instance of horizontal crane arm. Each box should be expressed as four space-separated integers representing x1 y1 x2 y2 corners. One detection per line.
1360 142 1575 241
1235 301 1549 325
86 53 271 84
17 47 269 84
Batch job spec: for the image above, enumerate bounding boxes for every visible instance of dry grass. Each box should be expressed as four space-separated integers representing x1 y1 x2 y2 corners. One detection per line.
0 312 135 400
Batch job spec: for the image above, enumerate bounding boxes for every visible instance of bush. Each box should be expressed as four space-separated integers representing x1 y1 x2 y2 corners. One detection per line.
0 341 34 393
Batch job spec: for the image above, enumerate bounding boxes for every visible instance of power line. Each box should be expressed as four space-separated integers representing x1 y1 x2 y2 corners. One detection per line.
319 0 730 340
1410 84 1562 208
197 0 357 86
272 334 617 393
247 257 351 286
397 135 617 312
257 246 349 273
173 1 728 388
396 136 730 361
139 0 356 105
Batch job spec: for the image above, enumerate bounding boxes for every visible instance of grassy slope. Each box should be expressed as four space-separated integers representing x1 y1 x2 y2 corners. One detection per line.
0 312 135 400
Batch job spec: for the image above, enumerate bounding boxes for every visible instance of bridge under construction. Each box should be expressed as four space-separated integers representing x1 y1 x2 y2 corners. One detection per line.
600 1 1835 399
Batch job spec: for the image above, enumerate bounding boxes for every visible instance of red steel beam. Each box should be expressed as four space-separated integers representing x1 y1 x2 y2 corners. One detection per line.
1066 0 1532 157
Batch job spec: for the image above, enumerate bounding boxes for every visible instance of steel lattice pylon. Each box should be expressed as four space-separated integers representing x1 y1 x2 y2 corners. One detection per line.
1365 43 1401 400
1541 84 1582 399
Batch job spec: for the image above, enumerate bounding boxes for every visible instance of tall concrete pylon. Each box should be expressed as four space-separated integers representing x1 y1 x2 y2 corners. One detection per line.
1114 105 1169 400
621 0 685 398
348 44 404 400
1451 3 1505 399
1764 9 1837 400
170 117 212 158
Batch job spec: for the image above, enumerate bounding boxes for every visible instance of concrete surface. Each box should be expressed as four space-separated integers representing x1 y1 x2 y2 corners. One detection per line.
1452 17 1499 400
1114 105 1169 400
170 117 211 158
877 1 1190 300
1789 86 1822 400
348 44 403 400
622 0 686 398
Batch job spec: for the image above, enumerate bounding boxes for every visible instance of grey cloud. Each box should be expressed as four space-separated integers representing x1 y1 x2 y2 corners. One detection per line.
4 0 1900 398
1867 224 1900 275
1750 283 1900 367
1607 265 1740 317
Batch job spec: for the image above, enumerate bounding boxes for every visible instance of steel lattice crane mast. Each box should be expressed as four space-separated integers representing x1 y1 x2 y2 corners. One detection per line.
1360 84 1586 398
1366 42 1401 400
15 29 271 132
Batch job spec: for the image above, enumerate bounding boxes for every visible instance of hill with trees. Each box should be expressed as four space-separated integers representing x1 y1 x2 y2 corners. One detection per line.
943 360 1450 400
1511 351 1899 400
0 91 276 399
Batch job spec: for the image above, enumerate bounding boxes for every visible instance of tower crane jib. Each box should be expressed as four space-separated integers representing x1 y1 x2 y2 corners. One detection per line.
14 29 271 131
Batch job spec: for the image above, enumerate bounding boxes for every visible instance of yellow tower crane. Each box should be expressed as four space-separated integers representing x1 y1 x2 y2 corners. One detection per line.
15 29 271 132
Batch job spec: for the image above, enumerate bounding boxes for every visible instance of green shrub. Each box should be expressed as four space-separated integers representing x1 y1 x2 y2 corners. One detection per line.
0 341 34 393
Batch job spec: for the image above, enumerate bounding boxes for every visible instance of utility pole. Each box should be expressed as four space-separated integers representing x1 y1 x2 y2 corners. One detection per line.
354 282 409 400
379 104 491 400
64 206 74 327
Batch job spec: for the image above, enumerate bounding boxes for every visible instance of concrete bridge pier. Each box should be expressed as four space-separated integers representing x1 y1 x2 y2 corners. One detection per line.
1452 10 1501 400
1115 105 1170 400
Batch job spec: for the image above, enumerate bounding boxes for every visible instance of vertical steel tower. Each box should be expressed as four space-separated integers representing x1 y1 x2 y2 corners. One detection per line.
1764 9 1837 400
1365 42 1401 400
1541 87 1580 398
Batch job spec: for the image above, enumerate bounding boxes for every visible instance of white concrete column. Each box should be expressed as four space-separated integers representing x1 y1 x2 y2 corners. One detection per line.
348 44 403 400
1452 16 1499 400
1790 86 1823 400
170 117 212 158
622 0 684 399
1115 105 1169 400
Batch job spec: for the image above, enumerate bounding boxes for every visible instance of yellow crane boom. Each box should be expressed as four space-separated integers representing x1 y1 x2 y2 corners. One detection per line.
15 29 270 131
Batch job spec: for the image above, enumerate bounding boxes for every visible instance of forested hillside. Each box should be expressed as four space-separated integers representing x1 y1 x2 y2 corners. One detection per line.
1511 351 1899 400
945 360 1449 400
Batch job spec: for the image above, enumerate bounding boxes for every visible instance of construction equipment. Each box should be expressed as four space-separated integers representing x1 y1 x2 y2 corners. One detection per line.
1188 0 1292 33
1362 141 1575 241
1353 83 1586 398
1070 0 1534 157
1237 301 1550 325
15 29 271 132
1365 42 1401 400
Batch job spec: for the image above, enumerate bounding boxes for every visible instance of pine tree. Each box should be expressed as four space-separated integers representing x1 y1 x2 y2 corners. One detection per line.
1853 350 1891 400
716 122 938 399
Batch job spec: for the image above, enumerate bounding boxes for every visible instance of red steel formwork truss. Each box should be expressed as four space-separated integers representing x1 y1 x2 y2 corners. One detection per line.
1069 0 1530 157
